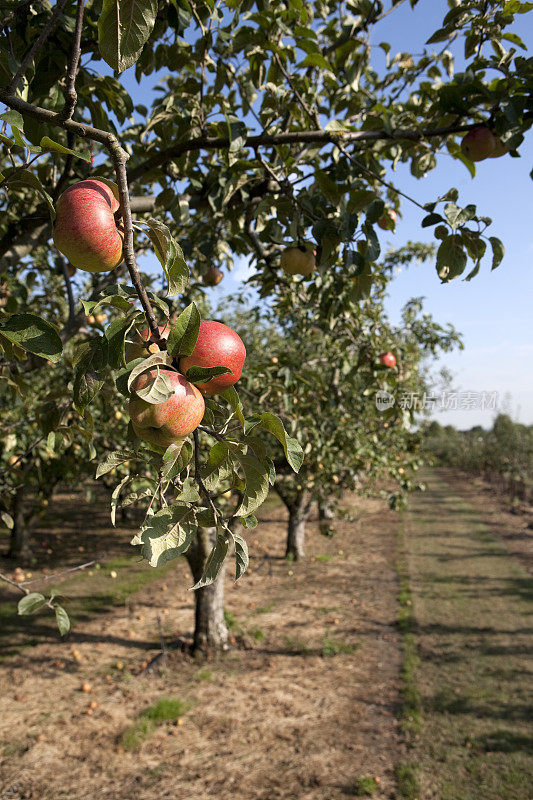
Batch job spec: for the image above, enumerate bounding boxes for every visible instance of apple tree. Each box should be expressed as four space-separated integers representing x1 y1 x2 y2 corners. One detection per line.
0 0 531 645
233 245 462 559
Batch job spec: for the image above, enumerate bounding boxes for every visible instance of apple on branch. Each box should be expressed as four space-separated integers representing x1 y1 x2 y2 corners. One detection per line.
129 368 205 449
460 127 496 162
125 324 170 363
204 267 223 286
380 351 397 368
377 209 397 231
53 180 124 273
179 320 246 396
280 243 317 276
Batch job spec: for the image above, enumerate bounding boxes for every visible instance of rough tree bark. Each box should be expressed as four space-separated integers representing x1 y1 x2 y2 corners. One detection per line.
185 527 229 653
276 487 312 561
8 486 32 561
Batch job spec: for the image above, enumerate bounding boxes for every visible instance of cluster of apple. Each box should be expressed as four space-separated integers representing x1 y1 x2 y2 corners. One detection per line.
460 126 508 162
126 321 246 448
52 178 246 449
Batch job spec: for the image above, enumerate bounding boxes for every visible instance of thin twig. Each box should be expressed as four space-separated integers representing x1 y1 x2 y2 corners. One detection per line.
58 0 86 122
20 560 96 586
0 572 29 595
59 254 76 323
6 0 69 95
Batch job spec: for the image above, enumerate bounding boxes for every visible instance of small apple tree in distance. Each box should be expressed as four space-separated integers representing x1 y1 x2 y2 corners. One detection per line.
235 248 462 559
0 0 531 643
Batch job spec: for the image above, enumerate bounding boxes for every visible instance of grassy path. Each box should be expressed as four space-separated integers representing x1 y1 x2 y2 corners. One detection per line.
401 470 533 800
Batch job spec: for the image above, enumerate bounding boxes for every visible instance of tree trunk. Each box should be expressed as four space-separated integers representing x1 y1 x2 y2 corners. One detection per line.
318 500 334 521
8 486 32 561
285 491 311 561
185 527 229 654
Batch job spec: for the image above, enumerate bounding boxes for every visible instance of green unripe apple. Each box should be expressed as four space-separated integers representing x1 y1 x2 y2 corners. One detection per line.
280 244 317 276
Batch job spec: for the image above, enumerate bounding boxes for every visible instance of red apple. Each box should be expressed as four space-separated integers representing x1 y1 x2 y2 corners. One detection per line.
179 320 246 396
378 209 397 231
280 244 316 276
53 180 124 273
129 369 205 448
488 136 508 159
460 127 495 162
204 267 223 286
125 324 170 363
380 352 397 369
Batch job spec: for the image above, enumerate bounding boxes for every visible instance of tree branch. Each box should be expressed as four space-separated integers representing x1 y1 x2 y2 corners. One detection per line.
5 0 69 95
0 90 161 338
58 0 86 122
126 121 480 182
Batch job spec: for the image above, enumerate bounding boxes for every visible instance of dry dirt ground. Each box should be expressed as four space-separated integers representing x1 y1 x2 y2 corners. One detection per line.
0 491 405 800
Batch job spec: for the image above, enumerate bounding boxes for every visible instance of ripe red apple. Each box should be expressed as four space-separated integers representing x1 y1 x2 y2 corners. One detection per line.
378 209 397 231
179 320 246 396
66 263 77 278
204 267 223 286
380 352 397 368
53 180 124 273
460 127 495 162
280 244 316 276
125 324 170 363
129 369 205 448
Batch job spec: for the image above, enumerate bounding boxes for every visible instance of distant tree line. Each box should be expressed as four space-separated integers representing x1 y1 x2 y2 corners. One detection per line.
423 415 533 503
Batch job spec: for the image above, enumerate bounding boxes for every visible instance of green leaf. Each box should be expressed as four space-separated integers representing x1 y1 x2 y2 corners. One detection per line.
436 235 467 281
96 450 137 479
166 303 200 357
98 0 158 74
54 605 71 636
73 370 104 414
4 169 56 220
135 369 173 404
185 365 232 384
221 387 246 430
144 218 189 296
136 505 196 567
231 529 249 581
162 440 193 480
421 212 444 228
18 593 47 615
191 534 229 589
233 452 270 516
0 314 62 362
201 442 231 490
127 352 171 393
1 512 14 530
489 237 505 270
105 316 135 369
111 475 131 526
239 514 258 529
259 412 304 472
40 136 91 162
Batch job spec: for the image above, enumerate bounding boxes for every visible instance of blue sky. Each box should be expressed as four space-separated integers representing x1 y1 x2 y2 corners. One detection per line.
123 0 532 430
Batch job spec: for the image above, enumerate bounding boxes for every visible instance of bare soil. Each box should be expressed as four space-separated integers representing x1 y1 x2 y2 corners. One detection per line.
0 491 404 800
